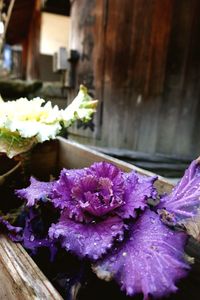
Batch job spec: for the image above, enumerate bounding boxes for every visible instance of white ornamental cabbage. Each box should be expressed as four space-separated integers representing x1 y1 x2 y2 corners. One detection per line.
0 85 97 158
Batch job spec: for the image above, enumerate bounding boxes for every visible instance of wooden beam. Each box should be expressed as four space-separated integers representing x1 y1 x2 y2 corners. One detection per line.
25 0 42 79
0 0 15 52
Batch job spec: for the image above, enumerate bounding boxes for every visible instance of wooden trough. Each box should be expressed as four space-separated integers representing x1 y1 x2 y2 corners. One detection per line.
0 137 199 299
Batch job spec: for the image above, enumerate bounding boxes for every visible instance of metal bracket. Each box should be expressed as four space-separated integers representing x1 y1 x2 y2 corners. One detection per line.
53 47 79 88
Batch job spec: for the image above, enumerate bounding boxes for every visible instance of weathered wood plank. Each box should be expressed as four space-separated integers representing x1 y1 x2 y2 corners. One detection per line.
90 145 192 162
0 235 62 300
69 0 200 159
156 0 200 156
58 137 173 194
88 145 191 177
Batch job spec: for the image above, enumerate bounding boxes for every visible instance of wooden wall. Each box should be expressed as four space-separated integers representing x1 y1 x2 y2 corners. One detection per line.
69 0 200 158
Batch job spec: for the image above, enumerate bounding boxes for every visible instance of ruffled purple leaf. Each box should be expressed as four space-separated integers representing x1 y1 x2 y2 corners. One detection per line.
158 160 200 226
117 172 157 219
52 168 85 209
52 163 125 222
51 168 89 222
94 210 189 299
0 216 22 242
76 162 125 217
82 162 124 216
72 175 123 218
16 177 55 207
49 210 125 260
88 162 124 184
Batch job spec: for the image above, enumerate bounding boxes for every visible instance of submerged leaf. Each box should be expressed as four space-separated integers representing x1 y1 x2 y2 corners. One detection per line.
94 210 189 299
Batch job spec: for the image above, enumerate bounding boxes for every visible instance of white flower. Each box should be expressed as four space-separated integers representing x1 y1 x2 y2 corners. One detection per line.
0 97 62 142
61 85 98 126
0 85 98 158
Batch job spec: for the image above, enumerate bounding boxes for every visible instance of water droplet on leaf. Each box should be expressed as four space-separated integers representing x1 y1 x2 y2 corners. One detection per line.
30 235 35 242
127 286 133 295
150 217 155 224
110 257 115 262
111 225 118 230
93 254 98 260
65 243 70 249
117 235 124 242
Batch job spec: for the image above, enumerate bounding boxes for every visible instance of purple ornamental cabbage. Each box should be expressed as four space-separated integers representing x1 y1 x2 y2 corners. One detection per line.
17 162 157 260
16 160 200 299
49 162 157 260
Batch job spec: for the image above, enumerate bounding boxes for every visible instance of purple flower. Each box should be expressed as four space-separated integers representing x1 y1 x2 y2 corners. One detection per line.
48 162 157 259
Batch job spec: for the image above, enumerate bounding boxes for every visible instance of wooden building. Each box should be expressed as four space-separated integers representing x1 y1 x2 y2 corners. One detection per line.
3 0 70 81
4 0 200 159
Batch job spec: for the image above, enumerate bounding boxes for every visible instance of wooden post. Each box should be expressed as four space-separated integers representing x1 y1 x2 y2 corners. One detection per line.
25 0 42 80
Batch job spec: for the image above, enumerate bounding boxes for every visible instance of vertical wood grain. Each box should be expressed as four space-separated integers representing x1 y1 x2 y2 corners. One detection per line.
69 0 200 158
26 0 42 80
